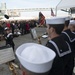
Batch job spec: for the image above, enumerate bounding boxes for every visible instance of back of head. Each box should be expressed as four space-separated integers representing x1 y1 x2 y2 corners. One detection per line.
65 16 70 27
69 20 75 31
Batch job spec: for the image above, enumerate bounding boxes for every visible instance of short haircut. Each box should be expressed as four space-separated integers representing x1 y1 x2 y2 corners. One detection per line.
49 24 64 34
65 20 70 27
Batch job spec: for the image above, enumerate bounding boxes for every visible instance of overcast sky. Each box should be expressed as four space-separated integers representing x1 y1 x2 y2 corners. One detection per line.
0 0 61 9
0 0 68 19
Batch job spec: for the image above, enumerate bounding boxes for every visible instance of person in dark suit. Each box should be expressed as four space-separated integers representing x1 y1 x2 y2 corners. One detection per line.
45 17 72 75
20 21 25 35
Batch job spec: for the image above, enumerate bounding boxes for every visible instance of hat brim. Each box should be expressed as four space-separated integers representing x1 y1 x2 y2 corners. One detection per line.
16 43 56 73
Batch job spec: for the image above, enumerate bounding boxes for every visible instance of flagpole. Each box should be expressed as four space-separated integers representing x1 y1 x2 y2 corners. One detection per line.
55 0 62 16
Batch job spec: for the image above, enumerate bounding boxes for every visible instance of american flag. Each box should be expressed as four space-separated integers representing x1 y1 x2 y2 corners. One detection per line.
39 12 45 25
51 8 55 16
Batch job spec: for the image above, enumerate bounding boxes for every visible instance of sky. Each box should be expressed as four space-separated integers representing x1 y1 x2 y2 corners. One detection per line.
0 0 61 9
0 0 68 19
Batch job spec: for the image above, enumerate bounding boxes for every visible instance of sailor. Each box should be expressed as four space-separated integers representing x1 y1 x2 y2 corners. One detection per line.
68 20 75 32
61 17 75 43
4 27 15 50
61 17 75 45
45 17 72 75
68 20 75 57
60 16 75 75
16 43 56 75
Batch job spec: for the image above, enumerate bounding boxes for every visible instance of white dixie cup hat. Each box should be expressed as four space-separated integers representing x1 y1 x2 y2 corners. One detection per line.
65 16 70 21
69 20 75 25
16 43 56 73
46 17 65 25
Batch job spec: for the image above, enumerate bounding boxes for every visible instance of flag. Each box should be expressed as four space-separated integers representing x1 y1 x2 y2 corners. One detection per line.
39 12 45 26
51 8 55 16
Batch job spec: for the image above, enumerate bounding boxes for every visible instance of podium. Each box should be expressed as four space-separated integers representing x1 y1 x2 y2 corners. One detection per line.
0 46 19 75
0 46 15 64
30 28 37 40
